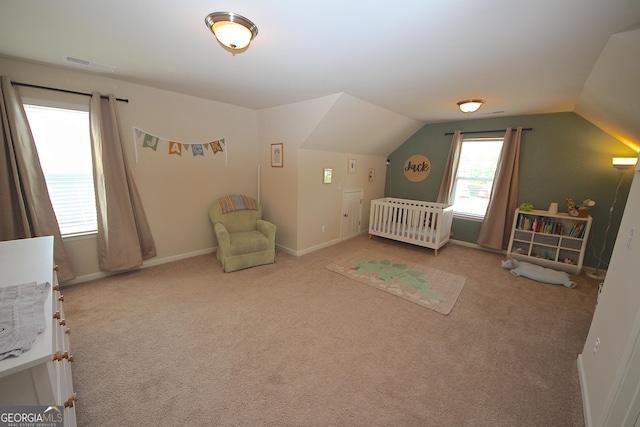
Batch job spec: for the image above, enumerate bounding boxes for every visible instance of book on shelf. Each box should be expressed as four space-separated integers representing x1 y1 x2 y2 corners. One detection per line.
517 214 565 236
569 222 585 238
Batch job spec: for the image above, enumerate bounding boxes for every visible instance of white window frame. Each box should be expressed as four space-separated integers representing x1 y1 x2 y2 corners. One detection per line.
23 100 98 237
450 137 504 221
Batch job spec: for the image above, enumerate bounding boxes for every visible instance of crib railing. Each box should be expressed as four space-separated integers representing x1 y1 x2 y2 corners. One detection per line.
369 198 453 254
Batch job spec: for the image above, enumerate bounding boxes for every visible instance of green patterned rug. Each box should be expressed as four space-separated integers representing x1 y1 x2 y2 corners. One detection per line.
326 253 466 315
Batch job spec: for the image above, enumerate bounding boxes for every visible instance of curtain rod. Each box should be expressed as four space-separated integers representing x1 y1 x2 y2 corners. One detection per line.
444 127 532 136
12 81 129 103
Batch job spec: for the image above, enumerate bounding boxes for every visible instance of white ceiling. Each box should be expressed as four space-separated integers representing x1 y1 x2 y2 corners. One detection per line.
1 0 639 132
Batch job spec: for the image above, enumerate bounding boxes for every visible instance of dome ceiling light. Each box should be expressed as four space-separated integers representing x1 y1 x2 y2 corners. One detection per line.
457 99 485 113
205 12 258 52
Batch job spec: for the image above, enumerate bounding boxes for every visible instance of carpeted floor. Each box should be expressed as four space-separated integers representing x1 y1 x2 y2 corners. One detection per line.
62 235 599 426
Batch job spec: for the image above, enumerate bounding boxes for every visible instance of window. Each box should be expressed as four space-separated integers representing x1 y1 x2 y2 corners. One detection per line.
450 138 504 218
24 104 97 236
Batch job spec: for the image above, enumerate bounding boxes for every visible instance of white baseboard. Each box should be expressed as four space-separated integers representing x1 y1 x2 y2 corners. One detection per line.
277 231 368 257
577 354 593 427
449 239 506 255
64 232 362 285
277 238 342 257
64 235 602 286
275 243 297 256
63 232 364 286
450 239 606 278
62 247 216 286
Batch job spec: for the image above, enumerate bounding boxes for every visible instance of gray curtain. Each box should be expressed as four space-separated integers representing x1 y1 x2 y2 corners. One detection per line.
0 76 75 282
477 127 523 250
89 92 156 272
437 130 463 204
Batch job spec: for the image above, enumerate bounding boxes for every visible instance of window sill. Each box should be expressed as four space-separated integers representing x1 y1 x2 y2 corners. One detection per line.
62 231 98 242
453 213 485 223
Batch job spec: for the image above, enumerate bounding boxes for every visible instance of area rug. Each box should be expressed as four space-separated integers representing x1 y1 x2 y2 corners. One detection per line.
326 253 466 315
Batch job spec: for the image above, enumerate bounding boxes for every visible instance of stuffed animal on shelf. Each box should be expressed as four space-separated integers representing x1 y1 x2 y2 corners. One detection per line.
566 198 596 217
566 198 582 216
501 258 576 288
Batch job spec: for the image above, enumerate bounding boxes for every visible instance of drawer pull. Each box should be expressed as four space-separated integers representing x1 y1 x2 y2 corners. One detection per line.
65 328 71 335
62 351 69 360
68 354 75 363
53 351 63 361
53 265 59 272
63 393 79 408
58 295 64 302
53 311 61 319
53 284 60 291
59 319 66 326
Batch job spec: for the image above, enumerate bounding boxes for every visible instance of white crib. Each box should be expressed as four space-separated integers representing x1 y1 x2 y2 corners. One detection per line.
369 198 454 255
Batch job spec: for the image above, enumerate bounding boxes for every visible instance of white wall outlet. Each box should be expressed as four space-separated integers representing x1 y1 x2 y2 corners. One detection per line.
593 337 601 355
321 226 326 233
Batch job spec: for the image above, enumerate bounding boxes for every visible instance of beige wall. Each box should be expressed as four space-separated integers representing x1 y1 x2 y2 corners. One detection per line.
2 59 393 277
297 150 386 252
257 94 394 254
1 57 258 281
257 94 337 253
579 164 640 426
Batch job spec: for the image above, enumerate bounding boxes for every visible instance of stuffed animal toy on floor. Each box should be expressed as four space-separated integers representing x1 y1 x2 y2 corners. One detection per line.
501 258 576 288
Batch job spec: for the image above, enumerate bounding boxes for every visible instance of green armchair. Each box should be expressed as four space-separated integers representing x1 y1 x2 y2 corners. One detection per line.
209 196 277 272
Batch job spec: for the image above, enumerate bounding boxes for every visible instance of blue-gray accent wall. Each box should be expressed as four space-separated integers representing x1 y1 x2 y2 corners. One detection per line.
385 112 636 269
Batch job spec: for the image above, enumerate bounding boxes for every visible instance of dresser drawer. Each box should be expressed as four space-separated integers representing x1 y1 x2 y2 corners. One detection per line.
0 238 77 427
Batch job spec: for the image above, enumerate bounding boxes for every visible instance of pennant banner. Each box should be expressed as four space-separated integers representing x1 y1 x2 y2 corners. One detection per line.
132 127 227 164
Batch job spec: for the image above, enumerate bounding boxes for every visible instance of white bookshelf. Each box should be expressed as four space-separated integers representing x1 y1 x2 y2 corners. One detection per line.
506 209 592 275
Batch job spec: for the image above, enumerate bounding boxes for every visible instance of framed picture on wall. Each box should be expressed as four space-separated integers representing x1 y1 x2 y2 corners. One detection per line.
271 143 283 167
323 168 332 184
348 158 356 174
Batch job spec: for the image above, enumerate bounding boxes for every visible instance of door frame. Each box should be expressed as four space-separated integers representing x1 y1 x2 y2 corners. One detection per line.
341 189 363 239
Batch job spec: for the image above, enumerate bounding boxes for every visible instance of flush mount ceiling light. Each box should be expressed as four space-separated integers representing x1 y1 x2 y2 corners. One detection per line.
205 12 258 51
457 99 485 113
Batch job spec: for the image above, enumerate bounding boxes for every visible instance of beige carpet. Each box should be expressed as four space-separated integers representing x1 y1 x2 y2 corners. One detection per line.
62 235 600 426
326 251 466 314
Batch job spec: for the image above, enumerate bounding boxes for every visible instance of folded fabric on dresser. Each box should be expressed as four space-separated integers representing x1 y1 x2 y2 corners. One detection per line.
0 281 50 359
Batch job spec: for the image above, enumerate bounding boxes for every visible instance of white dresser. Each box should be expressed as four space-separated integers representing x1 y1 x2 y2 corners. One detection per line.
0 236 77 426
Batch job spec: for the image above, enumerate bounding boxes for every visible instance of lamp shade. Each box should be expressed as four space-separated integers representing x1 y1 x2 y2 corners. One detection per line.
457 99 485 113
612 157 638 173
205 12 258 51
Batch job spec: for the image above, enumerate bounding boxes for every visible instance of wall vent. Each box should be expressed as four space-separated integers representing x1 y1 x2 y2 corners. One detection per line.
65 56 115 72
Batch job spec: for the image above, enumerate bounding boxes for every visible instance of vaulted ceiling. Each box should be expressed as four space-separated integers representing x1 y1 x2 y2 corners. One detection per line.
1 1 639 150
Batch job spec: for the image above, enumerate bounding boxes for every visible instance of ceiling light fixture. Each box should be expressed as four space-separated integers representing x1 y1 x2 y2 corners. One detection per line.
205 12 258 52
457 99 485 113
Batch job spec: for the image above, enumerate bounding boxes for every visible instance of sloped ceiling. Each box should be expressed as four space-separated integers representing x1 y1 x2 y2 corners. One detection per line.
0 2 639 154
575 28 640 152
300 93 423 156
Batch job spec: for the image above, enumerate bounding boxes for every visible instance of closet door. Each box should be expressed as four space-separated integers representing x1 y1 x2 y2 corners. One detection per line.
341 189 363 239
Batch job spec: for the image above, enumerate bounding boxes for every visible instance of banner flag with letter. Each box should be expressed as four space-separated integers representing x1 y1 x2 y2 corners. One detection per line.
132 126 227 165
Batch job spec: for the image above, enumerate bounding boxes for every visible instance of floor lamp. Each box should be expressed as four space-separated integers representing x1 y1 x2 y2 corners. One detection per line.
586 157 638 280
